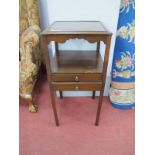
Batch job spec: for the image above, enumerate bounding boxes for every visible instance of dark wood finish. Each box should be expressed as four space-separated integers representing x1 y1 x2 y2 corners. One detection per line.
50 50 103 74
55 42 59 52
95 35 112 126
42 21 112 35
51 49 102 98
42 37 59 126
59 91 63 99
95 90 104 125
96 42 100 53
41 21 112 126
92 91 96 99
52 82 102 91
44 34 110 44
54 42 62 97
52 74 102 82
93 41 101 98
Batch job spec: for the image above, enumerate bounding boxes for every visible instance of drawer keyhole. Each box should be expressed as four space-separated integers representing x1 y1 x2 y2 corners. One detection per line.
75 86 79 90
75 76 79 81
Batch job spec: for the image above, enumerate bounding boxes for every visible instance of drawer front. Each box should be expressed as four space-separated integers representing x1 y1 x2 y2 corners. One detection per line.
52 74 102 82
52 82 102 91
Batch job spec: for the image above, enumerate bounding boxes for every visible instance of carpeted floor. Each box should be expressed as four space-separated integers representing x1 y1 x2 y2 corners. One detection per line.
19 75 135 155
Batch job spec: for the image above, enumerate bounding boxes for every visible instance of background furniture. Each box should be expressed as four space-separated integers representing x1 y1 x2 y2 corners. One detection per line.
110 0 135 109
42 21 112 126
19 0 41 112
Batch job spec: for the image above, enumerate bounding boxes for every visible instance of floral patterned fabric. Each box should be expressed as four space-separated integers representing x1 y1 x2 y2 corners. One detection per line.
109 0 135 109
19 0 29 35
19 0 40 34
26 0 40 26
19 0 41 99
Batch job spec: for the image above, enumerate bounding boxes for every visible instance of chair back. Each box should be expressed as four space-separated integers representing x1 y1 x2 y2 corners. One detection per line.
19 0 40 35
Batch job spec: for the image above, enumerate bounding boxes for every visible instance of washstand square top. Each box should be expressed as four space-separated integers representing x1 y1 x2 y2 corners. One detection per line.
42 21 112 35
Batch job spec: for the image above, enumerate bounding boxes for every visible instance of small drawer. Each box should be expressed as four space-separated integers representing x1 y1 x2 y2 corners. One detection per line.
52 82 102 91
52 74 102 82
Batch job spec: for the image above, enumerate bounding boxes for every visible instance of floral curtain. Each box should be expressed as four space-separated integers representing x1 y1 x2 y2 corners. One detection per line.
109 0 135 109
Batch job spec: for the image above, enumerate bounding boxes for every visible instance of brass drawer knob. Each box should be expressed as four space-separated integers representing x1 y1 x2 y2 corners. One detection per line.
75 86 79 90
75 76 79 81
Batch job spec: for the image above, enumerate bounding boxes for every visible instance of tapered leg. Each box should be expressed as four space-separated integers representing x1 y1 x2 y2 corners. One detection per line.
95 90 104 126
60 91 63 99
95 36 112 126
42 37 60 126
92 91 95 99
50 88 59 126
